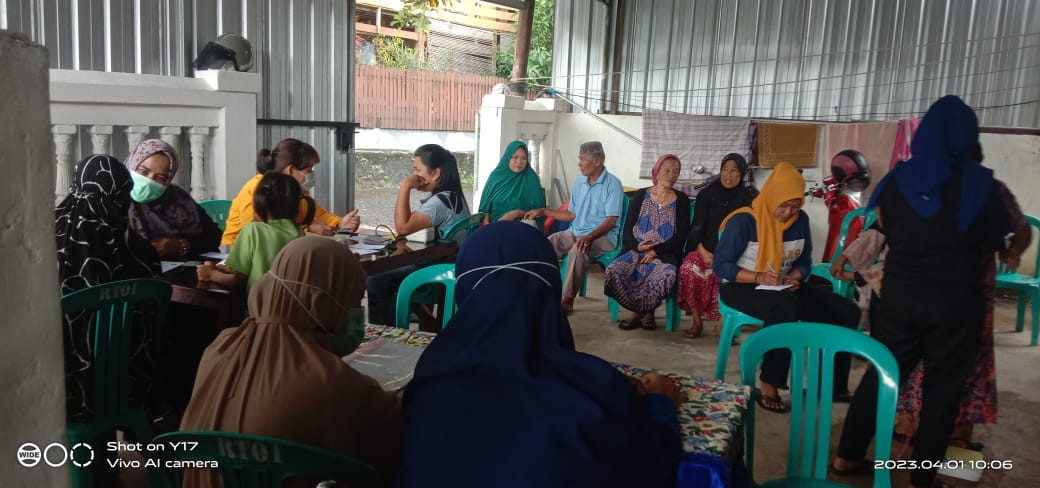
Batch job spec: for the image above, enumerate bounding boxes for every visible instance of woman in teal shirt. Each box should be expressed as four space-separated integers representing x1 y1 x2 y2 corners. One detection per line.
478 140 546 228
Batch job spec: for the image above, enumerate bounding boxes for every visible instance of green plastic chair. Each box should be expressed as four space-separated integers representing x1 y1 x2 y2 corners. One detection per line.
395 263 456 329
199 199 233 231
559 195 631 297
714 296 765 380
443 212 487 242
739 323 898 488
607 199 693 332
996 214 1040 346
147 430 383 488
62 278 172 488
809 207 877 299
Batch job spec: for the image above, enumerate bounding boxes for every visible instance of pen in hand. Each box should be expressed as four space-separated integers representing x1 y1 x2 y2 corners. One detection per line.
767 263 785 286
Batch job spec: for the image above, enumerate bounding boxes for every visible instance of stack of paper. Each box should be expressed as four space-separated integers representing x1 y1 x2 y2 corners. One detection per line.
349 243 386 256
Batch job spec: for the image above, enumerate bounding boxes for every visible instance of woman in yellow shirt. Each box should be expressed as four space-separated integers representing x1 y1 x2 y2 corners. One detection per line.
221 138 360 246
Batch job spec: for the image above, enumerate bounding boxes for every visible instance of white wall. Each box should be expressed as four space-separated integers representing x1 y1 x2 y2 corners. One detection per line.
355 128 476 152
0 31 69 486
984 133 1040 275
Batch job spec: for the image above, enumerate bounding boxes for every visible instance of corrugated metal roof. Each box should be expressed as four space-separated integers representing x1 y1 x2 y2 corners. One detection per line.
552 0 1040 128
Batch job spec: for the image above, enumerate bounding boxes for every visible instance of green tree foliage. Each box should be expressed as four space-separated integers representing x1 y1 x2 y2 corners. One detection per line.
495 0 554 87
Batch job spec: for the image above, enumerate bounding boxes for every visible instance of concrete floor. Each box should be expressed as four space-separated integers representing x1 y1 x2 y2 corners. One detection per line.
568 268 1039 487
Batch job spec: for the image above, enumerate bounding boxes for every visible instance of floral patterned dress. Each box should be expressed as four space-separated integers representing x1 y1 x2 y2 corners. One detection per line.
897 181 1025 426
604 194 679 314
677 253 722 321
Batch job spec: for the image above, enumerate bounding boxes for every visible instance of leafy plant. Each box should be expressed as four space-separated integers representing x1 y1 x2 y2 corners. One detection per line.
391 0 454 32
495 0 555 88
374 35 419 69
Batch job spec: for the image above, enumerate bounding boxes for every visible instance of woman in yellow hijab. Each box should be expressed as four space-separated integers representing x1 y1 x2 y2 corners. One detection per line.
714 162 860 413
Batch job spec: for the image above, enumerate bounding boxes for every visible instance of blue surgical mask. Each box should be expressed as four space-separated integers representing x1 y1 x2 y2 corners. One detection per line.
130 171 167 203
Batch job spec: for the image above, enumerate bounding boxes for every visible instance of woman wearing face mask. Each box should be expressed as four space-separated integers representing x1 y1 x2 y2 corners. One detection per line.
180 237 402 487
124 139 223 259
221 138 360 247
714 162 860 414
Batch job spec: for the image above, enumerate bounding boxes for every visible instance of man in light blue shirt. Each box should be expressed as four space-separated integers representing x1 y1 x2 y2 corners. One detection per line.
525 141 623 313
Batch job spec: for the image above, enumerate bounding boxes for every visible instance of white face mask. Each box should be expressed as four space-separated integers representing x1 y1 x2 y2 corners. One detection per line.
302 172 316 191
455 261 558 291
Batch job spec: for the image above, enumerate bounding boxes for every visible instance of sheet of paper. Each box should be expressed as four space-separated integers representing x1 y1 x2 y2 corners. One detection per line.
343 339 424 389
160 261 182 273
200 251 230 261
755 284 793 291
349 247 382 256
349 243 386 251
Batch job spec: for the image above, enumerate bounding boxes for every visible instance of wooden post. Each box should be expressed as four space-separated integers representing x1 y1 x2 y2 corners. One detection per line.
509 0 535 96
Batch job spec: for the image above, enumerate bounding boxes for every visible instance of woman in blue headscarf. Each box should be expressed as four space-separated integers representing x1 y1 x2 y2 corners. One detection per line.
396 221 683 488
833 96 1024 488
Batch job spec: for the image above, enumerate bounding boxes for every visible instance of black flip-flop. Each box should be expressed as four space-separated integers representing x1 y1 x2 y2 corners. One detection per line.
755 391 790 413
828 461 873 477
618 318 640 330
641 316 657 330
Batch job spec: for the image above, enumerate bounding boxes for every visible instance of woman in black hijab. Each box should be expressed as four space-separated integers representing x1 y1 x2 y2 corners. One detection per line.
55 154 161 421
677 153 757 337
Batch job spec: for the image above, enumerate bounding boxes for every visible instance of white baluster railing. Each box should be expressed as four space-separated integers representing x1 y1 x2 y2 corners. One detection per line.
188 127 211 201
52 125 77 202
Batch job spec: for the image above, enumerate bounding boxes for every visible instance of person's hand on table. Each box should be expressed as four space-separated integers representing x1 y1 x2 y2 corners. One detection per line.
153 237 189 259
308 221 335 236
196 261 217 282
391 239 413 256
338 209 361 233
642 373 684 407
524 208 546 220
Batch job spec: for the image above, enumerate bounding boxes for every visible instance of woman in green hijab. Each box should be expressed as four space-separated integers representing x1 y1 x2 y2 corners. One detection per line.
479 141 547 228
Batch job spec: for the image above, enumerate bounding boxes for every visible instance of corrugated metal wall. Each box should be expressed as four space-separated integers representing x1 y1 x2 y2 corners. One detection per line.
2 0 357 214
552 0 1040 128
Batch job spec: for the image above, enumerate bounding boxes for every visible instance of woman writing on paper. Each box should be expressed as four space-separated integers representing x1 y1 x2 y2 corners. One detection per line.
713 162 860 413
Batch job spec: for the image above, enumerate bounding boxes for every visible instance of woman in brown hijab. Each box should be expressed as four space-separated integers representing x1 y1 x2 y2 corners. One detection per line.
180 236 402 486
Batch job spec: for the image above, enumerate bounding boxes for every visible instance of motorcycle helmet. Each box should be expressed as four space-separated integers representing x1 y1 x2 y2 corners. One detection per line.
194 33 254 72
830 149 871 192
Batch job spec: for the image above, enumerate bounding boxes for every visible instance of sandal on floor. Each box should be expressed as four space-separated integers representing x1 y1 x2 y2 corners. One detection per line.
618 318 641 330
640 316 657 330
683 326 703 338
828 460 873 477
755 391 789 413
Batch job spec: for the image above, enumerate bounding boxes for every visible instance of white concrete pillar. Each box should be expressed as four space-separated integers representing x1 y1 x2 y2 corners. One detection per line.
189 127 211 201
196 70 261 200
124 125 150 153
52 124 77 203
159 126 185 187
0 31 70 486
88 124 113 156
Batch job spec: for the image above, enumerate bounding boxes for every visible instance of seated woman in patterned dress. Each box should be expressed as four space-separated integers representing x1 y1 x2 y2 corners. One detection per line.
604 155 690 330
677 153 757 338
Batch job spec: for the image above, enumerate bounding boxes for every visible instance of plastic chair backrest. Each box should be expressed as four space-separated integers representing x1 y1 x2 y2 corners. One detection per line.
443 212 486 242
60 279 172 420
199 199 233 231
594 194 631 267
739 323 898 488
148 430 383 488
998 214 1040 278
826 207 878 263
395 264 456 329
